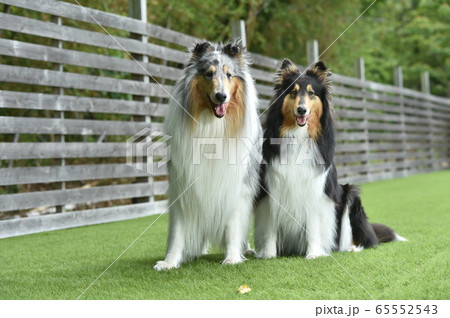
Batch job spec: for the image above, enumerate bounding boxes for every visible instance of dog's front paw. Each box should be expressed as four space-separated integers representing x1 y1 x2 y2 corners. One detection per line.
153 260 178 271
347 245 364 252
255 250 277 259
305 252 329 260
245 248 256 256
222 257 246 265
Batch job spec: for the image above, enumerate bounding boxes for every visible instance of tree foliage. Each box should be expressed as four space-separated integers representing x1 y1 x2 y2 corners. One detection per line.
141 0 449 96
2 0 449 96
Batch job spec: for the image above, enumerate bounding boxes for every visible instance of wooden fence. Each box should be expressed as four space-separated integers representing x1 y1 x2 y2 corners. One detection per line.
0 0 449 238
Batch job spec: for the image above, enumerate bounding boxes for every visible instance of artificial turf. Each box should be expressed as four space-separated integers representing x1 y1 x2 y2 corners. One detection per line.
1 170 449 300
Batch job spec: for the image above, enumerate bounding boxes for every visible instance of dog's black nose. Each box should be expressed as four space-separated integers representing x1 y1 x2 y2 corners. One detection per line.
297 106 307 116
215 92 227 103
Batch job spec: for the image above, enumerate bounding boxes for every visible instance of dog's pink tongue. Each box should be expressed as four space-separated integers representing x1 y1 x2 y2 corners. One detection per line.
297 116 307 126
214 104 226 117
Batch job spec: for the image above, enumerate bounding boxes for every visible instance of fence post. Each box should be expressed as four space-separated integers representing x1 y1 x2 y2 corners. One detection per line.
421 71 434 171
420 71 430 95
129 0 152 203
394 66 408 177
306 40 319 66
231 20 247 49
51 8 65 213
355 58 371 182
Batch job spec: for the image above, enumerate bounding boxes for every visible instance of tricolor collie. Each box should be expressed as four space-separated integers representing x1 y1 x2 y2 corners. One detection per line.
254 59 406 259
154 41 262 270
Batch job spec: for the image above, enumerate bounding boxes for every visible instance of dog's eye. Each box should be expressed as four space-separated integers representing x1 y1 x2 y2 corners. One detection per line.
226 73 232 79
291 90 298 96
308 90 315 96
205 71 214 78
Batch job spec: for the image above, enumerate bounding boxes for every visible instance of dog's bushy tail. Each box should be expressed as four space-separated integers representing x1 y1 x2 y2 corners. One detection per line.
372 223 407 242
343 184 407 248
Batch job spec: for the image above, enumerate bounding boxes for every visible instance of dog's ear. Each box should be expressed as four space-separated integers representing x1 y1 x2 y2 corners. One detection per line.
223 42 242 58
280 58 298 72
275 58 299 85
190 41 212 61
309 61 332 83
223 41 245 66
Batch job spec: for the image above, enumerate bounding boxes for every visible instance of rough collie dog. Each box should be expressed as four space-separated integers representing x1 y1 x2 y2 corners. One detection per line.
254 59 406 259
154 41 261 270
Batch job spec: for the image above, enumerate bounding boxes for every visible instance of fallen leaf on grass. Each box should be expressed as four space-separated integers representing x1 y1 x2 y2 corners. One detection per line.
238 285 252 294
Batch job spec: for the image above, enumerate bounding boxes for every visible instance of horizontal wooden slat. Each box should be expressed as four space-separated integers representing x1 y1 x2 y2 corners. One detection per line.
334 98 405 115
340 170 408 185
336 132 367 141
402 124 432 133
249 52 281 70
336 143 367 152
364 81 403 95
0 142 167 160
0 181 168 212
369 161 407 172
0 200 168 239
336 121 367 130
363 91 403 104
367 133 405 141
258 99 270 110
250 67 275 83
404 150 432 159
0 12 188 63
0 65 172 97
0 38 183 81
332 74 364 88
1 0 196 47
0 163 167 186
338 161 407 176
334 86 364 98
363 122 429 133
0 91 168 117
0 116 163 135
338 164 373 176
405 158 435 167
335 151 406 164
255 83 273 96
333 97 365 109
338 110 402 123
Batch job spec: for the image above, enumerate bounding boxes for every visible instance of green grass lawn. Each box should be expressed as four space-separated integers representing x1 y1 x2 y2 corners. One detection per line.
1 170 449 300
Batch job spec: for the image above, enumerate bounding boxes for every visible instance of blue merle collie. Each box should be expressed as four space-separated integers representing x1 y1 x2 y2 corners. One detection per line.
154 41 261 270
254 59 406 259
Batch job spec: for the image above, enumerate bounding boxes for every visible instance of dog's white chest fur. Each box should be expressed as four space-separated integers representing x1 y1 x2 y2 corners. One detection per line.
169 113 251 238
265 128 336 255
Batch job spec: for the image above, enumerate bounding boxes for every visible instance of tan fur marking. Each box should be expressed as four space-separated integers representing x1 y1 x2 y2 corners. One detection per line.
280 85 300 137
225 77 245 136
306 94 323 140
189 76 210 128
